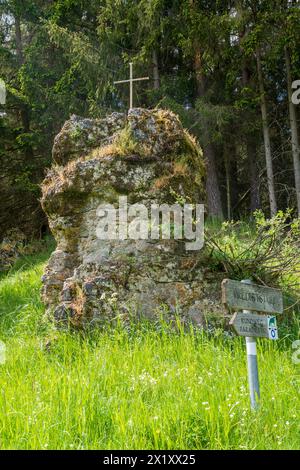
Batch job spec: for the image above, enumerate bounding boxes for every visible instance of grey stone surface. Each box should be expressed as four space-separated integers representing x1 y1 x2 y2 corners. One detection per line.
41 107 225 328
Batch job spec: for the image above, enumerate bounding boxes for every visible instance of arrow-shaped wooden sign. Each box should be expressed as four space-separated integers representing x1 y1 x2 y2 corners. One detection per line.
222 279 283 314
230 312 278 340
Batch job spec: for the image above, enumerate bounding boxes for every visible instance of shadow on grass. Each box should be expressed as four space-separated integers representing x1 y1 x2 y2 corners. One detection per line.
0 236 56 336
0 236 56 279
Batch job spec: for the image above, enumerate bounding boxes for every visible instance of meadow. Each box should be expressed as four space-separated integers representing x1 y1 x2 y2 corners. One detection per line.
0 239 299 450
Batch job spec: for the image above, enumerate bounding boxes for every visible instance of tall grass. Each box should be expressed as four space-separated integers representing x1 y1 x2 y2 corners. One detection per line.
0 239 299 450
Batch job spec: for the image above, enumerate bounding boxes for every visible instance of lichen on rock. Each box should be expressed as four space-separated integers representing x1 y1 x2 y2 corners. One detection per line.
41 107 224 328
52 112 126 166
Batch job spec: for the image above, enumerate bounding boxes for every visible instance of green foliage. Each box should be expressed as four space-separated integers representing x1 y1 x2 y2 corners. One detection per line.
206 210 300 294
13 171 40 194
195 98 236 144
1 0 300 231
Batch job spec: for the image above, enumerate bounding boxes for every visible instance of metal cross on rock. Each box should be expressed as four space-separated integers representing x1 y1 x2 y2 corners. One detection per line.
114 62 149 110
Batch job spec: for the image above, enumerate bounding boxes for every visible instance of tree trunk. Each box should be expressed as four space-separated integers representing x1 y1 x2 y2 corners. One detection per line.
224 140 239 220
256 49 277 216
238 14 261 214
205 143 224 219
285 46 300 217
15 15 24 65
194 49 223 219
241 58 260 212
152 50 160 90
247 138 261 212
224 150 231 220
15 14 32 156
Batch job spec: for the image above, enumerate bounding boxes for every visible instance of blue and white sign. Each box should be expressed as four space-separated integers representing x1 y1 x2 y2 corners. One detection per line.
268 316 278 340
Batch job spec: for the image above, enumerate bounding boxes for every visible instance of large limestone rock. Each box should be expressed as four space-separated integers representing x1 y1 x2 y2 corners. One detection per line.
41 108 221 328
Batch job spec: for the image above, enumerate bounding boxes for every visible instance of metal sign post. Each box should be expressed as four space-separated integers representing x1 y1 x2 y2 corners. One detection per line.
242 280 260 410
222 278 283 411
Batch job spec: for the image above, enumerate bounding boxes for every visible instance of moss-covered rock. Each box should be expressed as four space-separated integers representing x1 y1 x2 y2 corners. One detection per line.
52 112 125 165
41 108 224 328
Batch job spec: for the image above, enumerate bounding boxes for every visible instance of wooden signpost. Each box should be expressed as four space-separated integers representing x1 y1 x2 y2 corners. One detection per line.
222 279 283 410
230 312 278 340
222 279 283 314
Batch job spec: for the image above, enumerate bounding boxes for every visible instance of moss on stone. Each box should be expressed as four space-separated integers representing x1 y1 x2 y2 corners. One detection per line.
89 124 139 159
41 108 210 328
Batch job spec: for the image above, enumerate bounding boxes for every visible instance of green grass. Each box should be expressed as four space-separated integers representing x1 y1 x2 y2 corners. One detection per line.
0 240 299 450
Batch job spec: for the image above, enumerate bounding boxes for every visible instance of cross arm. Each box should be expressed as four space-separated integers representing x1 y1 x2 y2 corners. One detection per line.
114 77 149 84
114 79 130 84
131 77 149 82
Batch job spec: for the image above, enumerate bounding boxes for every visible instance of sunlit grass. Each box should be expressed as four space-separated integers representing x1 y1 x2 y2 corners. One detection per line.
0 239 299 450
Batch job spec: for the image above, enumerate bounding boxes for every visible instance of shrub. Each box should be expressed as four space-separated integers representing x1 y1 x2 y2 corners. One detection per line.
205 210 300 295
